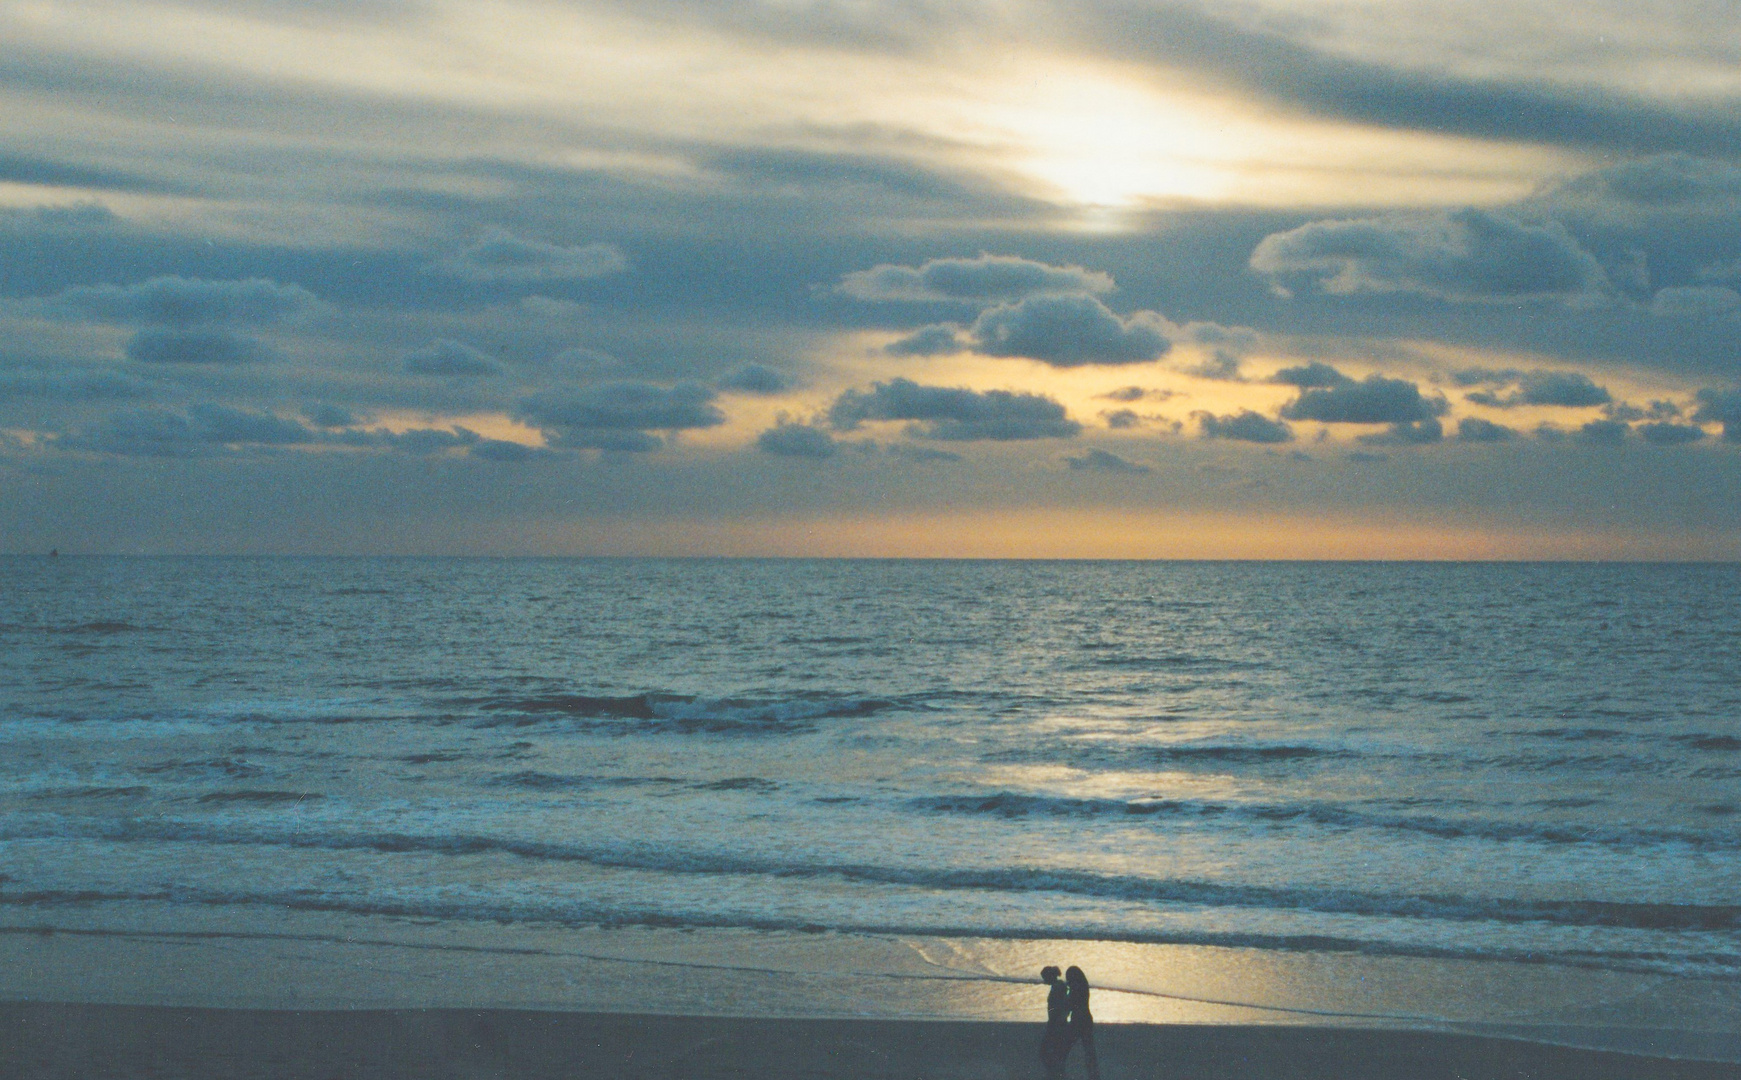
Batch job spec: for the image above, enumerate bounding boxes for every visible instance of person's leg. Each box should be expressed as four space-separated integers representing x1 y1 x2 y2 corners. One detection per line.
1080 1027 1099 1080
1040 1029 1066 1079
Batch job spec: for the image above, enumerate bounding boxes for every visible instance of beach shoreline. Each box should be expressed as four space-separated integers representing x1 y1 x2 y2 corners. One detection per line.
6 1003 1741 1080
6 905 1741 1067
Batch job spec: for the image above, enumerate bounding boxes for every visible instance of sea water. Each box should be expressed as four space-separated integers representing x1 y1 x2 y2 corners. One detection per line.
2 558 1738 1054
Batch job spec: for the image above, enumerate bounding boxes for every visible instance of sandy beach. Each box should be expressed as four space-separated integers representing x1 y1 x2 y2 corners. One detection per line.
5 1003 1740 1080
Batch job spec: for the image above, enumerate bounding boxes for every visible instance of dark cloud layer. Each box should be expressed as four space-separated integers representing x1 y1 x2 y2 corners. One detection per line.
1065 447 1150 474
757 421 837 459
1280 375 1449 424
1463 370 1612 408
1251 209 1606 302
1271 362 1352 388
57 404 315 457
1638 421 1706 446
829 378 1080 440
717 364 792 394
1457 417 1516 443
1578 418 1631 445
51 276 318 326
438 231 627 283
515 381 724 452
404 339 502 377
884 323 964 357
124 328 274 365
0 369 153 402
969 294 1170 367
1086 3 1741 157
1693 389 1741 441
0 149 174 193
1358 418 1443 446
838 254 1113 302
1196 410 1294 444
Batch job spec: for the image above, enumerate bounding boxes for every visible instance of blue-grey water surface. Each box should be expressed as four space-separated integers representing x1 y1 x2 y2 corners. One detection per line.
3 558 1739 994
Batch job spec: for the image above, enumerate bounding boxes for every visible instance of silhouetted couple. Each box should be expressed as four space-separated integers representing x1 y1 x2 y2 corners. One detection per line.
1038 965 1098 1080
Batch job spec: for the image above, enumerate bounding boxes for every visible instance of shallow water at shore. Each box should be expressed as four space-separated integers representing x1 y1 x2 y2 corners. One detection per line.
2 557 1739 1057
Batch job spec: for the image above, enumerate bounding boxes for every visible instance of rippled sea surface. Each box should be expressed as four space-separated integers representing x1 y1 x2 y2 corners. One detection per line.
4 557 1740 990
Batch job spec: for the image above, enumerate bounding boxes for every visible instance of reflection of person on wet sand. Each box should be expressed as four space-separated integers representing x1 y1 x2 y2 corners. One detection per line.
1038 965 1070 1078
1065 965 1100 1080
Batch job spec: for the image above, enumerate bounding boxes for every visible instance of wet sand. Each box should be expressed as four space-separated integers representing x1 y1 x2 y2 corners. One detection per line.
4 1004 1738 1080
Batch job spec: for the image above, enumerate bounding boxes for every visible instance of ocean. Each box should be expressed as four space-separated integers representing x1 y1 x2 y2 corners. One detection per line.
3 558 1739 1056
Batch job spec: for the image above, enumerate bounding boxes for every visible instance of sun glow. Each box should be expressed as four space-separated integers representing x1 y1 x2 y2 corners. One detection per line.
971 68 1244 208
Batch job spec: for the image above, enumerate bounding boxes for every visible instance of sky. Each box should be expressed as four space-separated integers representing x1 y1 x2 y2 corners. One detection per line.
2 0 1740 558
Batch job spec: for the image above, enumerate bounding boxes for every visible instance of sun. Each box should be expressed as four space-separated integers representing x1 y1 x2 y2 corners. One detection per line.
969 63 1246 208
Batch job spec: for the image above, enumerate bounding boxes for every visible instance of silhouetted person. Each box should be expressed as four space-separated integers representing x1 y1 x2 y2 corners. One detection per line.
1064 966 1100 1080
1038 965 1069 1078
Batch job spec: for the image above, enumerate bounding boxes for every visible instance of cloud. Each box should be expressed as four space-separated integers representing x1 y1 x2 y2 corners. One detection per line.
1176 320 1260 380
1536 153 1741 218
0 150 171 193
1450 367 1523 387
1638 421 1706 446
717 364 791 394
0 370 153 401
1457 417 1516 443
828 377 1080 441
1100 408 1141 429
380 426 481 455
303 403 359 428
884 324 966 356
517 381 725 432
1280 375 1449 424
757 421 837 459
1578 418 1630 445
1182 351 1241 381
544 429 665 453
1064 448 1150 474
838 254 1114 302
1195 410 1294 444
1097 386 1151 402
439 230 628 282
1271 362 1353 388
403 339 502 377
1250 208 1607 302
1650 285 1741 318
969 294 1170 367
57 404 315 457
887 443 962 464
1693 388 1741 441
469 438 541 462
124 328 274 365
1357 418 1443 446
1463 370 1612 409
0 203 120 231
1084 7 1741 158
52 276 318 326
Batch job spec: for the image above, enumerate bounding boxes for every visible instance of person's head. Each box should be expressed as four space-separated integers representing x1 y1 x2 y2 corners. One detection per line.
1040 965 1061 984
1064 966 1087 990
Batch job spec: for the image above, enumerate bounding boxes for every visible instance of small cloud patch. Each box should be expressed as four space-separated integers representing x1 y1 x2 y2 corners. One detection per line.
839 254 1114 302
757 422 837 459
829 378 1080 441
1065 448 1150 474
1196 410 1294 444
125 328 273 365
440 230 627 282
404 339 501 377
